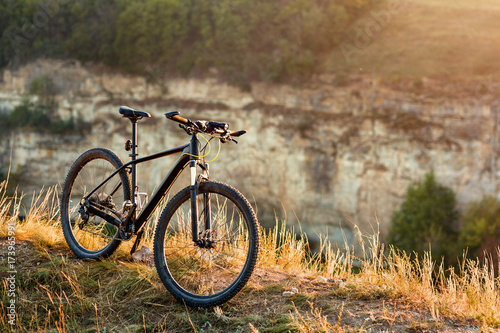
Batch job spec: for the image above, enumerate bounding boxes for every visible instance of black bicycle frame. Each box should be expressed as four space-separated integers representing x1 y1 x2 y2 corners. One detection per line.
83 133 202 237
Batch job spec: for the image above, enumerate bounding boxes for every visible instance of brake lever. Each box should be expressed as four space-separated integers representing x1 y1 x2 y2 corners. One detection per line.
219 132 238 144
179 124 196 135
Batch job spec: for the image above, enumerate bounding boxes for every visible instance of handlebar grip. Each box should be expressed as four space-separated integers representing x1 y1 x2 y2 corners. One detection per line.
230 130 246 137
205 121 228 133
208 121 228 130
165 111 190 125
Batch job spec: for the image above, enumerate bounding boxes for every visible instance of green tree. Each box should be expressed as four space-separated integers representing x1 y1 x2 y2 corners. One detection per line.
458 195 500 263
387 171 459 262
64 0 122 65
114 0 189 73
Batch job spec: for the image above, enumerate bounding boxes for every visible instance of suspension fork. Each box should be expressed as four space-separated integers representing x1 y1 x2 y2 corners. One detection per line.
201 162 211 233
190 134 200 243
190 134 212 244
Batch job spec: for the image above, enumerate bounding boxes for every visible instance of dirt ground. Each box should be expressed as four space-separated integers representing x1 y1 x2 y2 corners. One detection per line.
0 239 489 332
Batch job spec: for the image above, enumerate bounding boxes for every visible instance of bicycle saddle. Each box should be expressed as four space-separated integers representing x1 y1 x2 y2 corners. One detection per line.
119 106 151 120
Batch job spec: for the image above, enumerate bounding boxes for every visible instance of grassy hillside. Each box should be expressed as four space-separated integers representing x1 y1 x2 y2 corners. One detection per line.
0 180 499 332
329 0 500 82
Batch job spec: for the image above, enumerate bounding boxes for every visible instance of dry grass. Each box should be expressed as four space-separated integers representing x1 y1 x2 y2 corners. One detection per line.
0 181 63 249
0 176 499 331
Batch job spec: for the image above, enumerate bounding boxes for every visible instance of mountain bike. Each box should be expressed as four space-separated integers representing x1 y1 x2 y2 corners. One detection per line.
60 106 260 307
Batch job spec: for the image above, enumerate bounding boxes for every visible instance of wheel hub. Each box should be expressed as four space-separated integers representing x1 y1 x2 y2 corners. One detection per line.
196 229 218 259
196 239 216 249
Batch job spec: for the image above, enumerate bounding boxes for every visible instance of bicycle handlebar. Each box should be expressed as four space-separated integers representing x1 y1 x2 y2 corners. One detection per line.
165 111 190 125
164 111 246 142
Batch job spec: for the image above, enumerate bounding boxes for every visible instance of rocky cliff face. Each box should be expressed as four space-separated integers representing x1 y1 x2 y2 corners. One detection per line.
1 59 499 249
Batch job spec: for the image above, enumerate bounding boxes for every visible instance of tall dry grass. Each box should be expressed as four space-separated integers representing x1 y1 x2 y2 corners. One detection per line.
0 175 499 330
254 218 500 328
0 178 64 249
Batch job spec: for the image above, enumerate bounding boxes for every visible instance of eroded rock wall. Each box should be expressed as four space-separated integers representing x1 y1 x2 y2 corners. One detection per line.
1 59 499 249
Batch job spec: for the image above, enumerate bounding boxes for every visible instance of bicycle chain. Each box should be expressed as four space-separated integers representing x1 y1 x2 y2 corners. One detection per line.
78 227 118 240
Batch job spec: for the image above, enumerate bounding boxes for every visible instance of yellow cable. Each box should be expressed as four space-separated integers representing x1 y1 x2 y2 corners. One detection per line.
182 134 221 162
204 139 221 163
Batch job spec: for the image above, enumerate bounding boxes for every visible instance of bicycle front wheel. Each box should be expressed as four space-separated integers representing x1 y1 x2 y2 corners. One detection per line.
153 181 260 307
60 148 132 259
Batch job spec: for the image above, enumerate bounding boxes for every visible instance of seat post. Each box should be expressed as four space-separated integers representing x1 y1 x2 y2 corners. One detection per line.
118 106 151 208
130 119 138 205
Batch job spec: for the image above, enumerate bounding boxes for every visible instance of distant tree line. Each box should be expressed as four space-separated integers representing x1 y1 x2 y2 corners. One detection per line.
0 0 374 89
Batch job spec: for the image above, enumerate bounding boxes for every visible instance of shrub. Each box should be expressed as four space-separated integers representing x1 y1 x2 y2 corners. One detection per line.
387 171 459 263
1 100 89 135
0 75 90 135
458 195 500 263
29 74 57 97
6 101 51 130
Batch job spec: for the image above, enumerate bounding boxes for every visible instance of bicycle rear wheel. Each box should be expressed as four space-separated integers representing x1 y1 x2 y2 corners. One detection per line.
153 181 260 307
60 148 132 259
